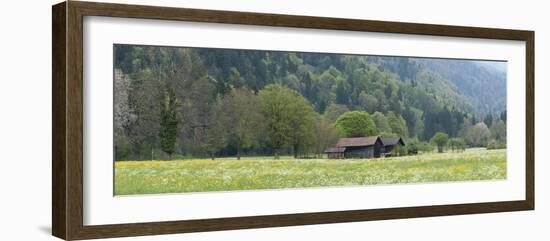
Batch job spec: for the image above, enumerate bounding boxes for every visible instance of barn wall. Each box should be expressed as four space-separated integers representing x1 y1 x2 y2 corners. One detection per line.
344 146 374 159
374 142 382 157
328 153 344 159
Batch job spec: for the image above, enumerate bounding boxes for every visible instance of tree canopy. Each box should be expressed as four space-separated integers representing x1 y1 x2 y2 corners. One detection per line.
259 84 316 158
334 111 377 137
219 88 265 159
159 89 180 159
113 44 507 160
430 132 449 153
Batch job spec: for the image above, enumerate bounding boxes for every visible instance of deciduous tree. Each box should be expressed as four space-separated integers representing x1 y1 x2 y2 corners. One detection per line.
313 116 341 157
387 111 409 138
323 104 349 123
259 84 316 158
372 111 392 134
430 132 449 153
465 122 491 147
448 138 466 152
334 111 377 137
114 69 132 160
219 88 265 160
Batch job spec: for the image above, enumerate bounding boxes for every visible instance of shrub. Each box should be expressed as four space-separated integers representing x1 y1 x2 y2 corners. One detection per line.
430 132 449 153
487 139 506 150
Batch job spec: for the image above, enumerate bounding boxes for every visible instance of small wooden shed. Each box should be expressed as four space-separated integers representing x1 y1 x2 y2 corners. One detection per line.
381 137 405 156
327 136 384 159
324 147 346 159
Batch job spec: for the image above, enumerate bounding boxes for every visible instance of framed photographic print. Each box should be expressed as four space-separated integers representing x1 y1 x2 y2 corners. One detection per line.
52 1 534 240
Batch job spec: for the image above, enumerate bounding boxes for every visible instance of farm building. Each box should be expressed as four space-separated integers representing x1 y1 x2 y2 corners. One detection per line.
325 136 406 159
325 136 384 159
325 147 346 159
381 137 406 156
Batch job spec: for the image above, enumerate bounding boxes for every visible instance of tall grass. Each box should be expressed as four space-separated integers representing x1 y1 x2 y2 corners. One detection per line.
114 149 506 195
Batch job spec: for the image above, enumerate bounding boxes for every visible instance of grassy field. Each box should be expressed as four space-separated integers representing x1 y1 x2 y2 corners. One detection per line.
114 148 506 195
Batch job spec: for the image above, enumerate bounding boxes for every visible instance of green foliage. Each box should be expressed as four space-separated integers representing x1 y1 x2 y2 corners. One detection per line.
335 81 349 105
259 84 316 158
323 104 349 123
358 92 378 113
465 122 491 147
125 68 164 159
334 111 377 137
391 144 408 156
500 111 507 123
187 77 225 159
159 89 180 159
484 114 494 128
430 132 449 153
490 120 506 142
386 111 409 138
406 139 421 155
448 138 467 152
402 106 423 138
115 134 131 160
487 119 506 150
227 67 245 88
372 111 392 133
417 59 507 115
219 88 265 159
487 139 506 150
113 45 506 160
313 115 342 157
417 141 435 153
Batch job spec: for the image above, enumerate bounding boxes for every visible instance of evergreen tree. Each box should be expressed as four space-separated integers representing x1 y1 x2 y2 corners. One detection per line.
335 81 349 105
484 114 494 128
114 45 507 160
402 106 417 138
500 111 507 123
159 89 180 160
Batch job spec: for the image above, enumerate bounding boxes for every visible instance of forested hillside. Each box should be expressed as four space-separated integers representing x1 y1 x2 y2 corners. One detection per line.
114 44 507 160
416 59 507 115
369 57 506 115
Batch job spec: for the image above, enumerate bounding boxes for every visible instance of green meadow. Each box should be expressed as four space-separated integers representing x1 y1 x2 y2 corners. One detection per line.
114 148 506 195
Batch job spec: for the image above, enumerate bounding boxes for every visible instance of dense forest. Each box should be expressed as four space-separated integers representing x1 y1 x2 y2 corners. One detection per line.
114 44 507 160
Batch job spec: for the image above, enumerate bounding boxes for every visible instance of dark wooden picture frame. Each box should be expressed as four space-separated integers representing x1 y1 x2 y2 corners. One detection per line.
52 1 534 240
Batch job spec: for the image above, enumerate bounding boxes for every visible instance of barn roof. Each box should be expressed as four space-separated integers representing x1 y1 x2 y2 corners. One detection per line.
336 136 381 147
324 147 346 153
381 137 405 146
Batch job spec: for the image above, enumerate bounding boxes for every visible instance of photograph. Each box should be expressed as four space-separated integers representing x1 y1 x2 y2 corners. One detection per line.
113 44 508 196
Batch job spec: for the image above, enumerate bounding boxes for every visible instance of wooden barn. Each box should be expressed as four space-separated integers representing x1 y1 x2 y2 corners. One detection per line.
325 136 384 159
381 137 405 156
324 147 346 159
